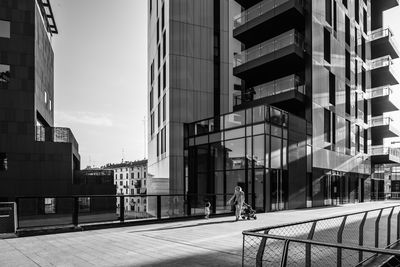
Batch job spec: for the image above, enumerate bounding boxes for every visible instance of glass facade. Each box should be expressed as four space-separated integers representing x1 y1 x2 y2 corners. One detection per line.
185 105 296 212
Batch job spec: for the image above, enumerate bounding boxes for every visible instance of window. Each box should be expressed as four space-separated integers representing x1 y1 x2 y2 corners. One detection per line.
343 0 347 8
157 44 161 69
158 73 161 98
355 0 359 24
163 31 166 58
158 104 160 127
363 9 367 35
345 50 350 80
361 36 366 62
333 1 337 34
364 129 368 154
120 181 123 186
356 125 360 152
156 19 159 43
364 99 368 123
150 89 154 110
0 20 10 38
144 172 146 178
157 133 160 156
163 95 166 122
49 100 52 111
355 92 358 119
361 67 366 92
345 120 351 152
326 0 332 25
151 112 155 135
138 172 140 179
149 0 152 14
324 28 331 63
163 64 166 90
332 113 336 145
324 109 331 143
126 173 128 179
150 61 154 83
345 16 350 46
120 174 123 179
329 72 335 105
161 4 165 29
355 59 358 88
0 64 10 84
44 198 56 214
345 84 351 114
44 91 48 103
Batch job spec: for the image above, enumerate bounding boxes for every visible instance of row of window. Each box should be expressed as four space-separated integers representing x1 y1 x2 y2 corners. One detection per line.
114 172 147 179
150 94 167 135
157 126 167 157
116 180 147 187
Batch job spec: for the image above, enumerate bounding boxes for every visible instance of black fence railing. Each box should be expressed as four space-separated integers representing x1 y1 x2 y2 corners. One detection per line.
242 205 400 266
15 193 237 230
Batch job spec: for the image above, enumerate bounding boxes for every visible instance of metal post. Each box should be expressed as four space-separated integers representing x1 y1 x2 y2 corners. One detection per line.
337 216 347 267
387 207 394 246
242 234 245 267
119 196 125 222
306 221 317 266
72 197 79 226
15 198 19 230
359 212 368 262
280 239 290 267
256 230 270 267
397 209 400 240
375 209 383 248
156 195 161 220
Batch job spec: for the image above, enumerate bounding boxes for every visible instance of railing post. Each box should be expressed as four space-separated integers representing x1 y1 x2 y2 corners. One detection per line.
242 234 245 267
256 230 270 267
156 195 161 220
280 239 290 267
375 209 383 248
359 212 368 262
119 196 125 222
387 207 394 246
337 216 347 267
15 198 19 230
397 208 400 240
72 197 79 226
306 221 317 266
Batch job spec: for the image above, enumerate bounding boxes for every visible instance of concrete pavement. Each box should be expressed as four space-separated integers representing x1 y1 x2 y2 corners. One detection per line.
1 201 399 267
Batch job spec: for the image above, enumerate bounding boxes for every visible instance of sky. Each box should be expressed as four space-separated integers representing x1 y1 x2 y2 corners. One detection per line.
51 0 148 168
49 1 400 168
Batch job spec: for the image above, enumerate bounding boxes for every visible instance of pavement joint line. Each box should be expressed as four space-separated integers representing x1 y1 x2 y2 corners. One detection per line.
4 239 42 267
140 232 242 258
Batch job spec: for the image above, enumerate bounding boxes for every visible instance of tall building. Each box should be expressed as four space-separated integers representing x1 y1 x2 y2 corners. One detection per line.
147 0 241 194
0 0 114 201
148 0 400 211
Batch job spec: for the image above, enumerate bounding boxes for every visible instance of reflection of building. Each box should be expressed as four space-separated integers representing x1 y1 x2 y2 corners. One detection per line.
103 160 147 212
0 0 114 204
149 0 399 212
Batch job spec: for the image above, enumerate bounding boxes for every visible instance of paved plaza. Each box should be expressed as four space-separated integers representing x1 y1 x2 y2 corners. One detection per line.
1 201 399 267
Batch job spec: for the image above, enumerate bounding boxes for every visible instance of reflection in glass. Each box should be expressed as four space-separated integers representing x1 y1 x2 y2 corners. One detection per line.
253 106 265 123
271 136 282 169
210 142 225 171
225 138 245 170
0 64 10 83
226 170 245 194
0 20 10 38
254 169 264 211
224 110 245 129
253 135 265 168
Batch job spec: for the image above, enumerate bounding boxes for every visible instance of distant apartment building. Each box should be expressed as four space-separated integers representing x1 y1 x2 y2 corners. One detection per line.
148 0 400 212
0 0 114 206
103 160 148 212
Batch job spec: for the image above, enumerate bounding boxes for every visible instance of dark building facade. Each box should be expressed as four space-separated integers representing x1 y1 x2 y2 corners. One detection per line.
0 0 114 201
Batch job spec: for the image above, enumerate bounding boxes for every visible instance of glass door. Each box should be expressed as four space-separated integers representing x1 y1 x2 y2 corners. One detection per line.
270 169 286 211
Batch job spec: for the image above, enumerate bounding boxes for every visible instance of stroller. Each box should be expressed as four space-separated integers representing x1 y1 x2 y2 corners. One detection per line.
241 202 257 220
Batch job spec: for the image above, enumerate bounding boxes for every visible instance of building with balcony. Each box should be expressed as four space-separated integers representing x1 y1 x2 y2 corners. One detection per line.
0 0 115 203
103 160 148 213
148 0 399 212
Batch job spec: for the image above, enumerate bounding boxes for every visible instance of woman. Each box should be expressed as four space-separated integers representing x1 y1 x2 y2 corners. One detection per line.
228 186 245 221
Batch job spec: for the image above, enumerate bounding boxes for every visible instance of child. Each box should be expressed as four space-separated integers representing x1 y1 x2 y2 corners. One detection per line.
204 201 211 219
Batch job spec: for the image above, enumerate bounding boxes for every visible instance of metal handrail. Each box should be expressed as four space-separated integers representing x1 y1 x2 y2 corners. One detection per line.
370 28 394 41
367 85 392 99
370 55 393 70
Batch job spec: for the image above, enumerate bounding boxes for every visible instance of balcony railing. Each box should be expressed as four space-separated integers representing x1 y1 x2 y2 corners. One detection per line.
370 146 400 159
370 28 395 42
233 0 296 28
367 85 392 99
36 126 79 152
233 74 305 106
234 30 303 67
370 55 393 70
369 115 393 127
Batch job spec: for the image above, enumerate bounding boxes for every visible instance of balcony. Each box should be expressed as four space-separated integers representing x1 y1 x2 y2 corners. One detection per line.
370 28 400 59
233 0 304 47
369 116 400 143
233 74 305 112
370 146 400 164
370 56 399 88
233 30 304 87
367 86 399 116
36 126 79 154
234 0 262 9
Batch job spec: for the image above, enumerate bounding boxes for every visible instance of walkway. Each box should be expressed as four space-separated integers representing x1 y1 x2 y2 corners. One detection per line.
0 201 399 267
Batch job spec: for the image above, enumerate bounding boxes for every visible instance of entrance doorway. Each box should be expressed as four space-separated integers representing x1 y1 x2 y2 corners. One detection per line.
270 169 287 211
324 174 340 206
